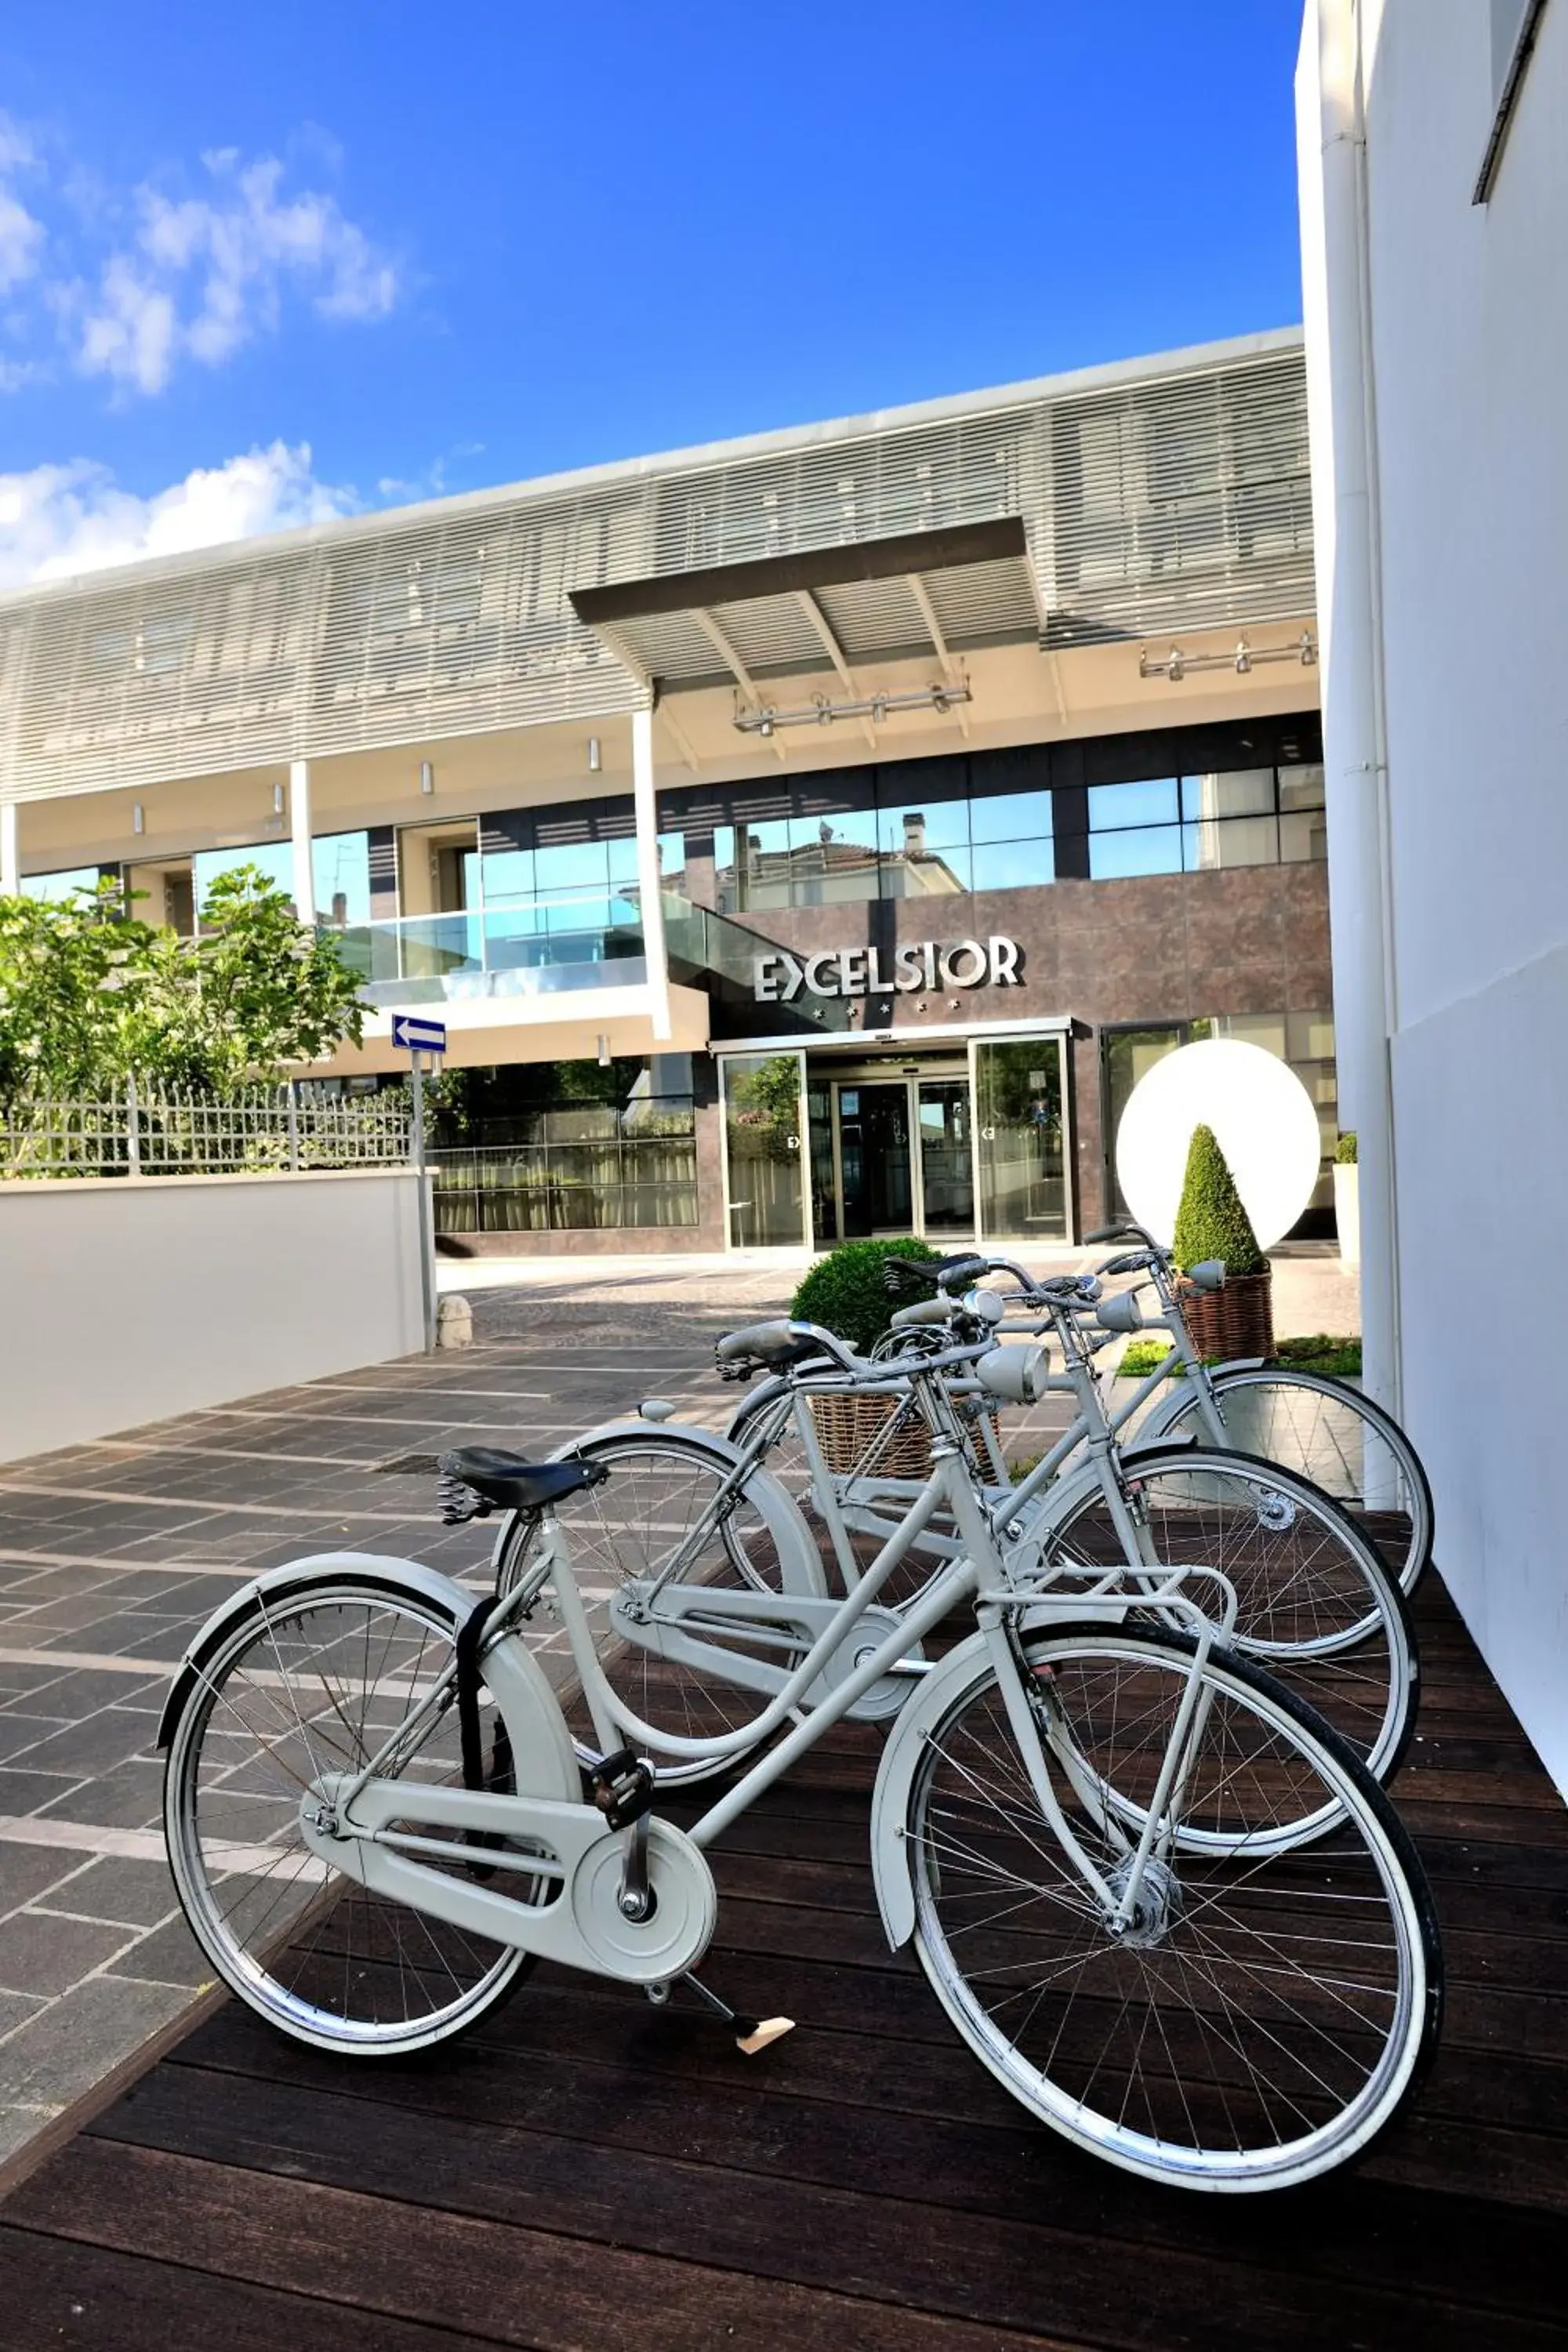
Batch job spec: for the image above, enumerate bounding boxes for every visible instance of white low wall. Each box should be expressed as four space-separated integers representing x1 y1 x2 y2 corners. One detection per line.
1393 939 1568 1795
0 1169 430 1465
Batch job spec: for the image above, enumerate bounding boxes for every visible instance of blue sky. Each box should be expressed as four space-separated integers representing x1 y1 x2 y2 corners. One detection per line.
0 2 1304 584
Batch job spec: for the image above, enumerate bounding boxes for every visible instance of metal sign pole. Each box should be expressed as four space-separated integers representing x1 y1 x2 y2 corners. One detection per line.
410 1050 435 1352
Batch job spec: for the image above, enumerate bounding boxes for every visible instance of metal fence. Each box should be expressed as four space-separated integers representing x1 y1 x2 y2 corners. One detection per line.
0 1082 412 1180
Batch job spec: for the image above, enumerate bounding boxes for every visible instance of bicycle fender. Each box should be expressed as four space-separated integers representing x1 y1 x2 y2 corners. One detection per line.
520 1420 827 1600
155 1552 580 1807
869 1629 996 1951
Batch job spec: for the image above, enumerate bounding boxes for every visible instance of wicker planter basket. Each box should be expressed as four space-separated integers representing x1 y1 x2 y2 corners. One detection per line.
810 1392 933 1479
1179 1266 1275 1361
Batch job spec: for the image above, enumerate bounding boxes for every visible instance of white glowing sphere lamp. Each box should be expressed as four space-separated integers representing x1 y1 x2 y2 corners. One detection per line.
1114 1038 1321 1253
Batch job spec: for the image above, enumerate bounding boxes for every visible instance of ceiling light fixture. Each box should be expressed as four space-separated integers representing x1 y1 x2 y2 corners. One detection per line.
1139 632 1317 683
132 803 145 836
273 782 287 815
420 760 436 796
588 736 602 773
734 680 971 736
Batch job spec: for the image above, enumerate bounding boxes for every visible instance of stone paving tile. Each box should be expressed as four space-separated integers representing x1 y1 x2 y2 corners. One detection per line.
0 1910 137 1997
0 1975 191 2112
0 1846 95 1915
37 1759 163 1830
29 1857 173 1928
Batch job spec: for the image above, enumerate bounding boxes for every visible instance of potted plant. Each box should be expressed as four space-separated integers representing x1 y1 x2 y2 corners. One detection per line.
790 1236 942 1475
1171 1123 1275 1359
1334 1131 1359 1268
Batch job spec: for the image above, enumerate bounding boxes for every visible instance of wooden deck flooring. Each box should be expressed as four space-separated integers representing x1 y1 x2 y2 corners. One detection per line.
4 1573 1568 2351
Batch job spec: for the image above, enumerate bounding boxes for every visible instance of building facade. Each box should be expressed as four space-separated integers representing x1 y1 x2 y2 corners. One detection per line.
0 329 1328 1254
1298 0 1566 1786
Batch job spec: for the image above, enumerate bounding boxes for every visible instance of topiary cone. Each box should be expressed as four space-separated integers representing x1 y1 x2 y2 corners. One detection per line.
1171 1123 1266 1276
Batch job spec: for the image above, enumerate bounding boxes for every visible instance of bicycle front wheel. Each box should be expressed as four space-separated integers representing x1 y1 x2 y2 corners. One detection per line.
904 1625 1442 2192
1160 1367 1433 1597
1036 1446 1419 1788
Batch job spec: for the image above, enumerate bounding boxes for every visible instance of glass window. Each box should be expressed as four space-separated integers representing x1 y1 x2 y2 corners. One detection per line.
1089 779 1180 832
312 832 372 927
887 840 972 897
876 795 969 856
1279 810 1328 863
970 788 1051 844
973 838 1054 892
481 846 536 903
192 841 294 911
534 840 610 899
1088 826 1183 880
20 866 101 904
1184 815 1279 871
1279 763 1327 811
1181 769 1274 820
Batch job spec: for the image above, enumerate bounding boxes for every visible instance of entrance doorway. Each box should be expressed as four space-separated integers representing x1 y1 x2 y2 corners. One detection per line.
812 1062 977 1242
836 1083 913 1236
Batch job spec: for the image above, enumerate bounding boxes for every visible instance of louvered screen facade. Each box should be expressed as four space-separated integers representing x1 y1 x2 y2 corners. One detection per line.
0 333 1312 804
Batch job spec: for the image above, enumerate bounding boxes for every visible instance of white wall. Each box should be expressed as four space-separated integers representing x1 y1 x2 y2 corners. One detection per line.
0 1169 429 1464
1300 0 1568 1788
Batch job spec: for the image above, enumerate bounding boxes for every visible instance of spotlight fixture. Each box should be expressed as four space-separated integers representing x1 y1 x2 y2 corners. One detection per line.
734 681 971 736
588 736 602 774
420 760 436 796
1139 632 1317 683
132 803 145 836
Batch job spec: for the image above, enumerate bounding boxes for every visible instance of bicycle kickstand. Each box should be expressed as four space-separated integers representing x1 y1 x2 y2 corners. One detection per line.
646 1971 796 2056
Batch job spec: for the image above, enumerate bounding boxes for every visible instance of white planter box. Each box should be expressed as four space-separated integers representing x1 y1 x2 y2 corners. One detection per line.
1334 1162 1361 1268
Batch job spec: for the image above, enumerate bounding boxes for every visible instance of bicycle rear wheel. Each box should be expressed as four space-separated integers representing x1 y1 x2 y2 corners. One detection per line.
164 1575 538 2055
1035 1446 1419 1788
1160 1368 1433 1597
902 1624 1442 2191
496 1432 821 1784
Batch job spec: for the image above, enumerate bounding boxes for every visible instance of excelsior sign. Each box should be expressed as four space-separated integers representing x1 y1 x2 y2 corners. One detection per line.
753 936 1024 1002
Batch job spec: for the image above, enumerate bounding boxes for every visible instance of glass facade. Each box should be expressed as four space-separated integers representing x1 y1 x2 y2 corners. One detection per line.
430 1057 697 1234
1082 766 1326 880
1102 1011 1339 1221
19 866 103 904
713 764 1054 913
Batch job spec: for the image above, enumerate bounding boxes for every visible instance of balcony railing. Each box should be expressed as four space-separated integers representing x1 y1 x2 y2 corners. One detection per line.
324 895 648 1009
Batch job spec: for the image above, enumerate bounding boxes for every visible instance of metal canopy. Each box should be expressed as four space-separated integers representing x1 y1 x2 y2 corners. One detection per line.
568 519 1041 694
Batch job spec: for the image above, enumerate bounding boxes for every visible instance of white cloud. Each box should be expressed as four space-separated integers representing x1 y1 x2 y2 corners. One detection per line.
74 148 398 391
0 116 45 294
0 441 357 590
0 122 400 397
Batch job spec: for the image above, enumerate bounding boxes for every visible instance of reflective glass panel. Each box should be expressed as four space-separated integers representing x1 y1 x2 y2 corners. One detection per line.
480 847 535 903
971 838 1054 892
535 840 610 898
721 1052 807 1247
1279 762 1327 811
1180 768 1275 820
20 866 100 904
1087 826 1182 880
973 1035 1067 1240
970 788 1052 843
885 840 972 897
877 795 969 855
1280 810 1328 862
1088 779 1180 830
1184 815 1279 870
313 832 373 927
192 841 294 909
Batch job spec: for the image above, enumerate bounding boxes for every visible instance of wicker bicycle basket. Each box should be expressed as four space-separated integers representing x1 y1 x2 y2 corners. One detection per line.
1178 1265 1275 1360
809 1392 934 1479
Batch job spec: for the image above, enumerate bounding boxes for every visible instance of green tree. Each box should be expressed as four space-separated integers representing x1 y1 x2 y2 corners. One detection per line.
0 866 365 1101
1170 1123 1266 1276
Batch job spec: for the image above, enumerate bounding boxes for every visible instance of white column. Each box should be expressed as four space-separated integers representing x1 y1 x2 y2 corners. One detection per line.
632 707 672 1042
0 800 17 898
289 758 315 921
1298 0 1401 1415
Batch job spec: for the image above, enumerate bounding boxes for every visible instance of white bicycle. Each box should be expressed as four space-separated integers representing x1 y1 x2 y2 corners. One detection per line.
160 1414 1443 2195
506 1268 1418 1794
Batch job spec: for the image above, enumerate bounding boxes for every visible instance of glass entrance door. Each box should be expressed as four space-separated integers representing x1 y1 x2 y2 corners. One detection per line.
834 1083 913 1236
971 1034 1071 1242
916 1080 974 1233
719 1051 808 1248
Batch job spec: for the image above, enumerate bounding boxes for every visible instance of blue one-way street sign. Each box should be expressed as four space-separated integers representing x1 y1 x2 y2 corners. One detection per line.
391 1014 448 1054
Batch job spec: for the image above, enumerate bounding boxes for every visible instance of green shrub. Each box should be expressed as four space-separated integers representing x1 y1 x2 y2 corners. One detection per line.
1116 1339 1182 1380
1171 1123 1266 1278
790 1236 942 1356
1334 1132 1358 1166
1272 1334 1362 1377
